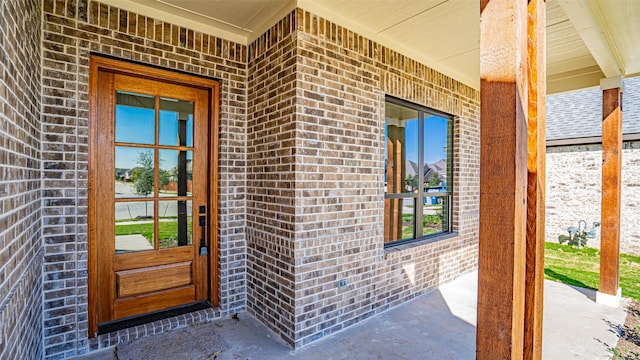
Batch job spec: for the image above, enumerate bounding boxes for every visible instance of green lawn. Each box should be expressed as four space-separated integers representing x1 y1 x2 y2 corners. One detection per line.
545 242 640 301
115 220 192 248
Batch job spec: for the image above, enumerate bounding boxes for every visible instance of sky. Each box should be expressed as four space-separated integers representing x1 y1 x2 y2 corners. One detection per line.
115 105 193 170
388 115 450 165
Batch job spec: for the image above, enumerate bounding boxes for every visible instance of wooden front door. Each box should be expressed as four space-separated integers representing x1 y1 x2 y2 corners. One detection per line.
89 57 219 334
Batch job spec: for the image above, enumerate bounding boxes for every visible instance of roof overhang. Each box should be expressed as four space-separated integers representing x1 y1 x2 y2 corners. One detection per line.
98 0 640 94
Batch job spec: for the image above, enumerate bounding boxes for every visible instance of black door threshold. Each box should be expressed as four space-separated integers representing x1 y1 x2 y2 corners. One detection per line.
97 301 212 335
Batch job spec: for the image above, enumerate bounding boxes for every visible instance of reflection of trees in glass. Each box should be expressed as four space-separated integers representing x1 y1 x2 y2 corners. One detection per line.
131 151 154 197
130 151 155 217
405 175 418 190
427 171 441 186
159 168 172 189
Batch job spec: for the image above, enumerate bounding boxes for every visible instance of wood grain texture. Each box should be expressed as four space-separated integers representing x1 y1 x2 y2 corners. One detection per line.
208 82 220 307
524 0 546 358
117 262 192 298
96 71 117 323
477 0 529 359
600 87 622 295
113 286 196 319
88 56 220 332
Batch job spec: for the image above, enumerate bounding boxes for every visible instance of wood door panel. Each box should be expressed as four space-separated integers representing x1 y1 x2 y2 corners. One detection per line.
113 74 201 101
89 56 219 335
113 286 196 319
114 247 193 271
116 261 193 298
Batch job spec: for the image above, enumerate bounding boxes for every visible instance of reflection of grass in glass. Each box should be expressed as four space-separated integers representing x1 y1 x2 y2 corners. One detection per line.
399 214 444 239
423 214 442 232
401 214 414 239
115 220 192 248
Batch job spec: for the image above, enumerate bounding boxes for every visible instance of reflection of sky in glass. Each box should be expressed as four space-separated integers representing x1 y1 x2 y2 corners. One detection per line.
159 111 193 147
115 106 154 144
392 116 448 164
159 149 193 170
424 116 448 164
115 147 153 169
404 120 419 162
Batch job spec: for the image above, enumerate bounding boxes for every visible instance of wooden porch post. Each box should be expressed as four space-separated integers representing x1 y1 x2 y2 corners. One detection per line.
524 0 546 359
597 76 623 307
477 0 545 358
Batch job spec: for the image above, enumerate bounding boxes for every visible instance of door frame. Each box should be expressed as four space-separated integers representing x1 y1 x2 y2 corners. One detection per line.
87 55 220 337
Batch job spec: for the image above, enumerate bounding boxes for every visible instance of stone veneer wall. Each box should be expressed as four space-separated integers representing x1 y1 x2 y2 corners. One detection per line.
245 9 480 348
546 142 640 255
0 0 43 359
41 1 247 358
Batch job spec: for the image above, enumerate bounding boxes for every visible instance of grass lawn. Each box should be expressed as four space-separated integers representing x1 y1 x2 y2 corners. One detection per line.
545 242 640 301
115 220 192 248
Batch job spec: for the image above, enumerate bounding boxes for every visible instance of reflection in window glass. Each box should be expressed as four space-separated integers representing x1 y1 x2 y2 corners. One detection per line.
384 198 416 242
384 98 453 245
159 98 194 147
114 201 154 253
384 105 419 195
158 200 192 248
115 91 155 144
424 115 451 192
159 149 193 197
422 196 449 237
115 147 155 198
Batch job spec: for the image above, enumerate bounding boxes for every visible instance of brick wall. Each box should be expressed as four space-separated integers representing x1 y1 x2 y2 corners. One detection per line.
0 0 43 359
291 10 480 347
37 2 481 356
245 12 298 345
243 9 480 348
546 142 640 255
41 1 247 358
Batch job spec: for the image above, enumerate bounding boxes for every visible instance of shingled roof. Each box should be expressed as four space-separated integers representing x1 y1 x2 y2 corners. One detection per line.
546 76 640 142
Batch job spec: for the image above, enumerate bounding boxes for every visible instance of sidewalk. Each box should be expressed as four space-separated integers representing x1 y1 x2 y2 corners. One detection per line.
78 271 628 359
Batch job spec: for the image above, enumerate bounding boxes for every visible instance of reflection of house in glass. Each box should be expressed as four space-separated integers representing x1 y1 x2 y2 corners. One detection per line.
161 159 193 193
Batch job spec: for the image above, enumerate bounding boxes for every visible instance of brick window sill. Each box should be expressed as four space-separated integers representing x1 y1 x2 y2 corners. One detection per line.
383 232 460 259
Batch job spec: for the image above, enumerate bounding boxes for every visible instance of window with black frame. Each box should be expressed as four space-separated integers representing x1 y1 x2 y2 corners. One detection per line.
384 97 453 245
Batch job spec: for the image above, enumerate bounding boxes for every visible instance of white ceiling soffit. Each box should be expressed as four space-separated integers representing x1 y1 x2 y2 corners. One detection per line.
585 0 640 77
93 0 639 94
298 0 480 89
556 0 621 78
103 0 296 44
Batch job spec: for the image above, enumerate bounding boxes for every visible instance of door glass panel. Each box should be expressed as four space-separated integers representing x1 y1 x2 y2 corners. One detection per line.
158 200 192 249
115 91 155 144
159 98 194 147
159 149 193 196
115 201 155 253
115 147 155 198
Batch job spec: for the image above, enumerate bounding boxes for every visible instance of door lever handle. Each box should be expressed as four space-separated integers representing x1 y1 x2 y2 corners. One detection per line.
199 215 208 256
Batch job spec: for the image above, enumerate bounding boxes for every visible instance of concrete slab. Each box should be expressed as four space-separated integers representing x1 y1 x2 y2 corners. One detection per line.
74 271 628 360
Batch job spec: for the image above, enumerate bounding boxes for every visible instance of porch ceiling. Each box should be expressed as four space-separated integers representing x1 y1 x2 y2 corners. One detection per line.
107 0 640 94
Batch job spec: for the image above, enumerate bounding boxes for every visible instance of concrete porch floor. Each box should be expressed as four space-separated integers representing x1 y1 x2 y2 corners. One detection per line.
79 271 628 359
